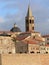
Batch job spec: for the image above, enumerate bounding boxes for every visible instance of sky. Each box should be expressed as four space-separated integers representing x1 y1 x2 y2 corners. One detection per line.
0 0 49 35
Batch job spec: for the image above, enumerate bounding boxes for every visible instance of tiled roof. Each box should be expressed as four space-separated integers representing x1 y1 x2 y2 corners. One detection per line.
22 39 38 44
0 31 13 34
16 33 31 40
43 35 49 37
35 37 44 42
22 31 40 33
16 33 44 42
45 44 49 47
16 36 43 44
0 32 11 36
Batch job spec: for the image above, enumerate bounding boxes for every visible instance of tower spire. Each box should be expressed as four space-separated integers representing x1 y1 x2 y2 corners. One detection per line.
27 5 32 17
25 4 34 32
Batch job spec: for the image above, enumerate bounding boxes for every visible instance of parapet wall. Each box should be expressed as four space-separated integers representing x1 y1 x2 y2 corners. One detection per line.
0 54 49 65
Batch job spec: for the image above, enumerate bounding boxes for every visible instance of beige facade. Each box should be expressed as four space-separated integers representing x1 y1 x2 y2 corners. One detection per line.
42 35 49 53
43 35 49 45
28 44 40 53
45 46 49 53
39 46 46 54
0 54 49 65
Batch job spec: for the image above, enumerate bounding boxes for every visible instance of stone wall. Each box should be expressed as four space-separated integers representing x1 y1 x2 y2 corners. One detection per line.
0 36 15 54
0 54 49 65
16 41 28 53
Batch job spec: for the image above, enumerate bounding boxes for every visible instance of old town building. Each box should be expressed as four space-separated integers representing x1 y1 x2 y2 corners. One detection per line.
0 5 47 54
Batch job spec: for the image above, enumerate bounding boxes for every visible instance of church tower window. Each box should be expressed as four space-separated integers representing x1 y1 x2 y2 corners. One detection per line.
32 27 34 30
30 20 31 23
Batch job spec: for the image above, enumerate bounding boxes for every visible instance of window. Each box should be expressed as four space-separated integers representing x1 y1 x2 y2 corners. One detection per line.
30 51 34 53
32 27 34 30
36 48 39 50
20 52 22 53
47 48 49 50
47 42 49 44
9 52 12 54
41 48 45 50
31 47 35 50
37 52 40 53
40 43 45 46
46 52 48 54
47 38 49 40
30 20 34 23
33 36 35 39
30 20 31 23
25 52 27 53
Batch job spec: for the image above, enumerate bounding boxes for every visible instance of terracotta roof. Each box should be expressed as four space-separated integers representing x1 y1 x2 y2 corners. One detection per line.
22 39 38 44
45 44 49 47
16 35 43 44
16 33 31 40
26 36 44 42
0 32 11 36
20 32 31 34
22 31 40 33
43 35 49 37
0 31 13 34
16 36 43 42
16 37 26 41
35 37 44 42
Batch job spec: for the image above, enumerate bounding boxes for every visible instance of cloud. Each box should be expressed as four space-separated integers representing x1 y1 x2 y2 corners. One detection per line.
0 17 4 23
0 0 49 34
0 13 25 31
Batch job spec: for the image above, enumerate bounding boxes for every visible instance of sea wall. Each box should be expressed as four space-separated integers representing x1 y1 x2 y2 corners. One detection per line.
0 54 49 65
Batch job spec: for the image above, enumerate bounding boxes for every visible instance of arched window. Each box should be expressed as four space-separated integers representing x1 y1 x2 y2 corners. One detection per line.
30 20 31 23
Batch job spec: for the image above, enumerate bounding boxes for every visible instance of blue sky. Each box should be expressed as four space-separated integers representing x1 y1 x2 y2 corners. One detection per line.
0 0 49 35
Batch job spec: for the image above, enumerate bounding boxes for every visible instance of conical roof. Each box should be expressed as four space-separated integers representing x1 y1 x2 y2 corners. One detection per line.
27 5 32 17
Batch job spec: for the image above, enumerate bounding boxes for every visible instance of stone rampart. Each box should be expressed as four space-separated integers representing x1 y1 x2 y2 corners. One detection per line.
0 54 49 65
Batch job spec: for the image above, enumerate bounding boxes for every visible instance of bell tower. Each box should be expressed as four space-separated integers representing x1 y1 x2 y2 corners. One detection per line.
25 5 34 32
